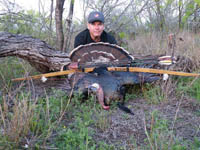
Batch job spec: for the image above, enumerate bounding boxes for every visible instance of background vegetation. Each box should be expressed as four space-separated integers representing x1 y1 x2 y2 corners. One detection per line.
0 0 200 149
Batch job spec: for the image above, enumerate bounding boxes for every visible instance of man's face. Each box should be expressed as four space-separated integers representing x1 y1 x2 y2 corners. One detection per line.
87 21 104 38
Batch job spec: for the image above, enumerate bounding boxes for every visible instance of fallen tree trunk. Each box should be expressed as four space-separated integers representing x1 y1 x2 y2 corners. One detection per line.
0 32 71 73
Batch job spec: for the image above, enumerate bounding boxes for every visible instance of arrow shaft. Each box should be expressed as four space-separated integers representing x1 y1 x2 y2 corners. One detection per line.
12 69 80 81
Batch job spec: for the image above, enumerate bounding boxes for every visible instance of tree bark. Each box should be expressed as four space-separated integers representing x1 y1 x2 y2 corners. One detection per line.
49 0 54 36
0 32 71 73
155 0 165 32
55 0 65 51
178 0 183 30
193 4 199 34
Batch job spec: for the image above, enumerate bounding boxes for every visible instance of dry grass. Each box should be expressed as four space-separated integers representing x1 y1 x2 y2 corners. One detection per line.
128 31 200 58
127 31 200 73
0 95 37 146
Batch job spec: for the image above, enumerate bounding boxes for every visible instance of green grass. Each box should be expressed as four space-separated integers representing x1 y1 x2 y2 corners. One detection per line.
0 57 38 89
176 76 200 102
141 76 200 105
0 84 118 149
142 110 195 150
0 86 199 149
55 117 96 150
142 83 166 104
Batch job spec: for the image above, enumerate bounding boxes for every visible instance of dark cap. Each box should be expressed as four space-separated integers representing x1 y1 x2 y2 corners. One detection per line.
88 11 104 23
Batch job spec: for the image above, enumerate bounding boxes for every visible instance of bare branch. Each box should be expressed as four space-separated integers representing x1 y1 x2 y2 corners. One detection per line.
63 0 75 52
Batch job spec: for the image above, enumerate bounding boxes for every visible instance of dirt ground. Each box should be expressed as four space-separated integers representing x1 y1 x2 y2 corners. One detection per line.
93 97 200 148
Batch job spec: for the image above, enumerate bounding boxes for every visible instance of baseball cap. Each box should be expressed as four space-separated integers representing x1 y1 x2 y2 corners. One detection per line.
88 11 104 23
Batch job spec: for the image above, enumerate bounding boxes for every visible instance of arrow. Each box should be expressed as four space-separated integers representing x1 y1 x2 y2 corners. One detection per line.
12 67 199 82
